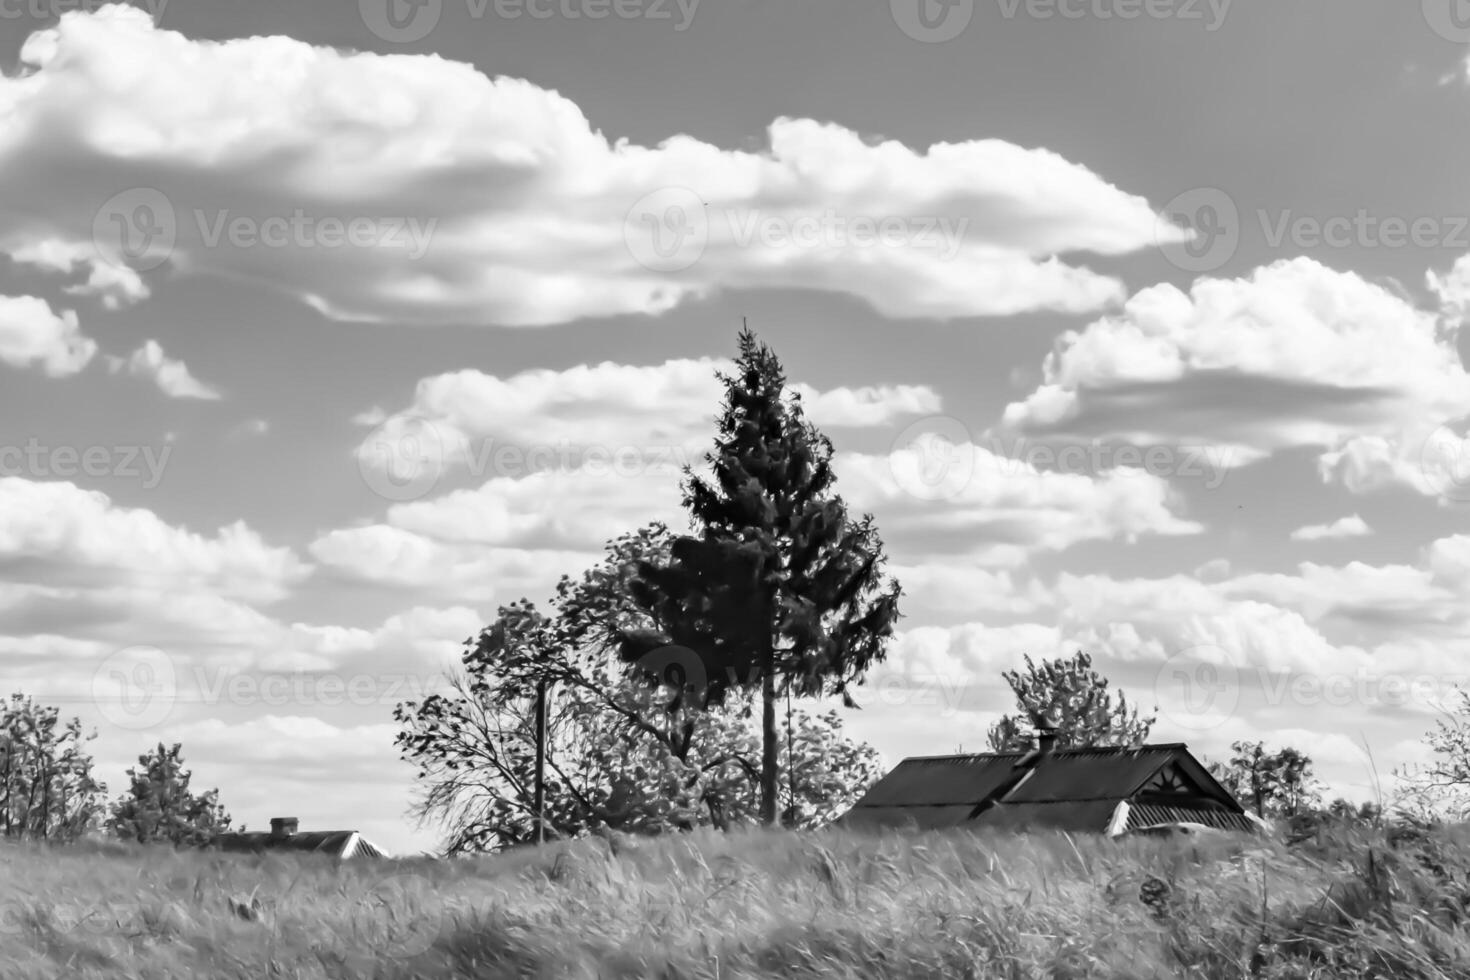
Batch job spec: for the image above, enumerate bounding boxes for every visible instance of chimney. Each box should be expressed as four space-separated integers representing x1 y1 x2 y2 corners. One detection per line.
269 817 298 839
1034 714 1060 757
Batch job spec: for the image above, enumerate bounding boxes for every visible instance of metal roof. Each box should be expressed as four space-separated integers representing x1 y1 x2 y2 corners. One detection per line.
845 754 1025 808
840 742 1251 835
211 830 387 858
1000 745 1180 803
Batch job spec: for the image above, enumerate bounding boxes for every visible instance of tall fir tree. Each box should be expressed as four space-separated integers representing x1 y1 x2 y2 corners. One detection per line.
622 326 902 824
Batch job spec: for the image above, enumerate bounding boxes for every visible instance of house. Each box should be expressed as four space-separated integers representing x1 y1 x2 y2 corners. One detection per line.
209 817 390 858
838 721 1259 836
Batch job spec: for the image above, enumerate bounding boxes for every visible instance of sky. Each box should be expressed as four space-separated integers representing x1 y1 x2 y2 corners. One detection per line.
0 0 1468 856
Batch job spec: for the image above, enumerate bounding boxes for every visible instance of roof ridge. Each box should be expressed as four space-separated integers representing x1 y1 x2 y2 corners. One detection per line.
903 743 1185 762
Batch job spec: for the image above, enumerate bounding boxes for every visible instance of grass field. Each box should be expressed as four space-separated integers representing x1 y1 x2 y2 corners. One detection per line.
4 821 1470 979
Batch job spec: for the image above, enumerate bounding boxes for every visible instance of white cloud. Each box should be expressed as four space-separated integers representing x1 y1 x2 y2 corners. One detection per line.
355 357 940 481
0 478 306 603
0 8 1181 327
0 295 96 377
8 238 150 310
309 523 589 604
836 443 1202 566
107 339 221 400
1000 258 1470 496
1289 514 1371 542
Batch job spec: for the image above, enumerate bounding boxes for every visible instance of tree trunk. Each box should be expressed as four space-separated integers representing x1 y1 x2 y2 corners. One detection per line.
761 669 778 826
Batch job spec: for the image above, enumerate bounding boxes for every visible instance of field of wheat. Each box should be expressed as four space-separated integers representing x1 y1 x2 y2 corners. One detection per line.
4 822 1470 979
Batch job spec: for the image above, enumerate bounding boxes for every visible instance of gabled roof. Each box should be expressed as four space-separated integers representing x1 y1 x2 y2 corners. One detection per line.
211 830 388 858
840 742 1255 836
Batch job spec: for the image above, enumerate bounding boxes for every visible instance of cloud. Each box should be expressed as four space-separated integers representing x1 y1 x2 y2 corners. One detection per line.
836 442 1202 566
107 340 221 400
999 258 1470 497
0 8 1181 327
0 295 97 377
355 357 941 484
0 478 306 603
1289 514 1371 542
308 523 589 604
8 238 150 310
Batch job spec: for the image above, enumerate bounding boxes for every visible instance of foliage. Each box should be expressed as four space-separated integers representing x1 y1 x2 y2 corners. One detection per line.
106 742 233 847
394 524 884 854
1207 740 1322 819
622 327 902 823
986 651 1156 751
0 692 106 842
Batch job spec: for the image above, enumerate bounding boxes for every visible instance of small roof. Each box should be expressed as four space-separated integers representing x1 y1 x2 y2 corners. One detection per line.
211 830 388 858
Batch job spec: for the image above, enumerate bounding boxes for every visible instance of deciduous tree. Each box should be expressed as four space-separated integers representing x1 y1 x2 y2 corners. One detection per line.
985 652 1154 751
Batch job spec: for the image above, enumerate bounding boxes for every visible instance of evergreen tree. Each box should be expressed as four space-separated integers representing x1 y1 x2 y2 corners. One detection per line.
107 742 233 846
621 327 902 824
986 652 1154 751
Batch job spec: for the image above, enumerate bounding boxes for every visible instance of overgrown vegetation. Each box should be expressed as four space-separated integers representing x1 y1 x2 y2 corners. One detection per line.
6 818 1470 979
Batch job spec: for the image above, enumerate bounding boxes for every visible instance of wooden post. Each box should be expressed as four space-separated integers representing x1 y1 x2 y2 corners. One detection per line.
533 677 547 845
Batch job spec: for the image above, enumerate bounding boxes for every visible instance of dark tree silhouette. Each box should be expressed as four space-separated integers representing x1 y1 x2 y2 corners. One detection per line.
621 327 902 824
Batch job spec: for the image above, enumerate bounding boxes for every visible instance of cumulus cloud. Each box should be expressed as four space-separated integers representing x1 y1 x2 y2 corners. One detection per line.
837 441 1202 566
0 295 97 377
8 238 150 310
354 357 941 484
106 339 221 400
1289 514 1372 542
0 8 1181 327
0 478 306 603
999 258 1470 497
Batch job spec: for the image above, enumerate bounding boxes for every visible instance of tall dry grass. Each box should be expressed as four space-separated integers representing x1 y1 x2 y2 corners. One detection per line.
3 821 1470 978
